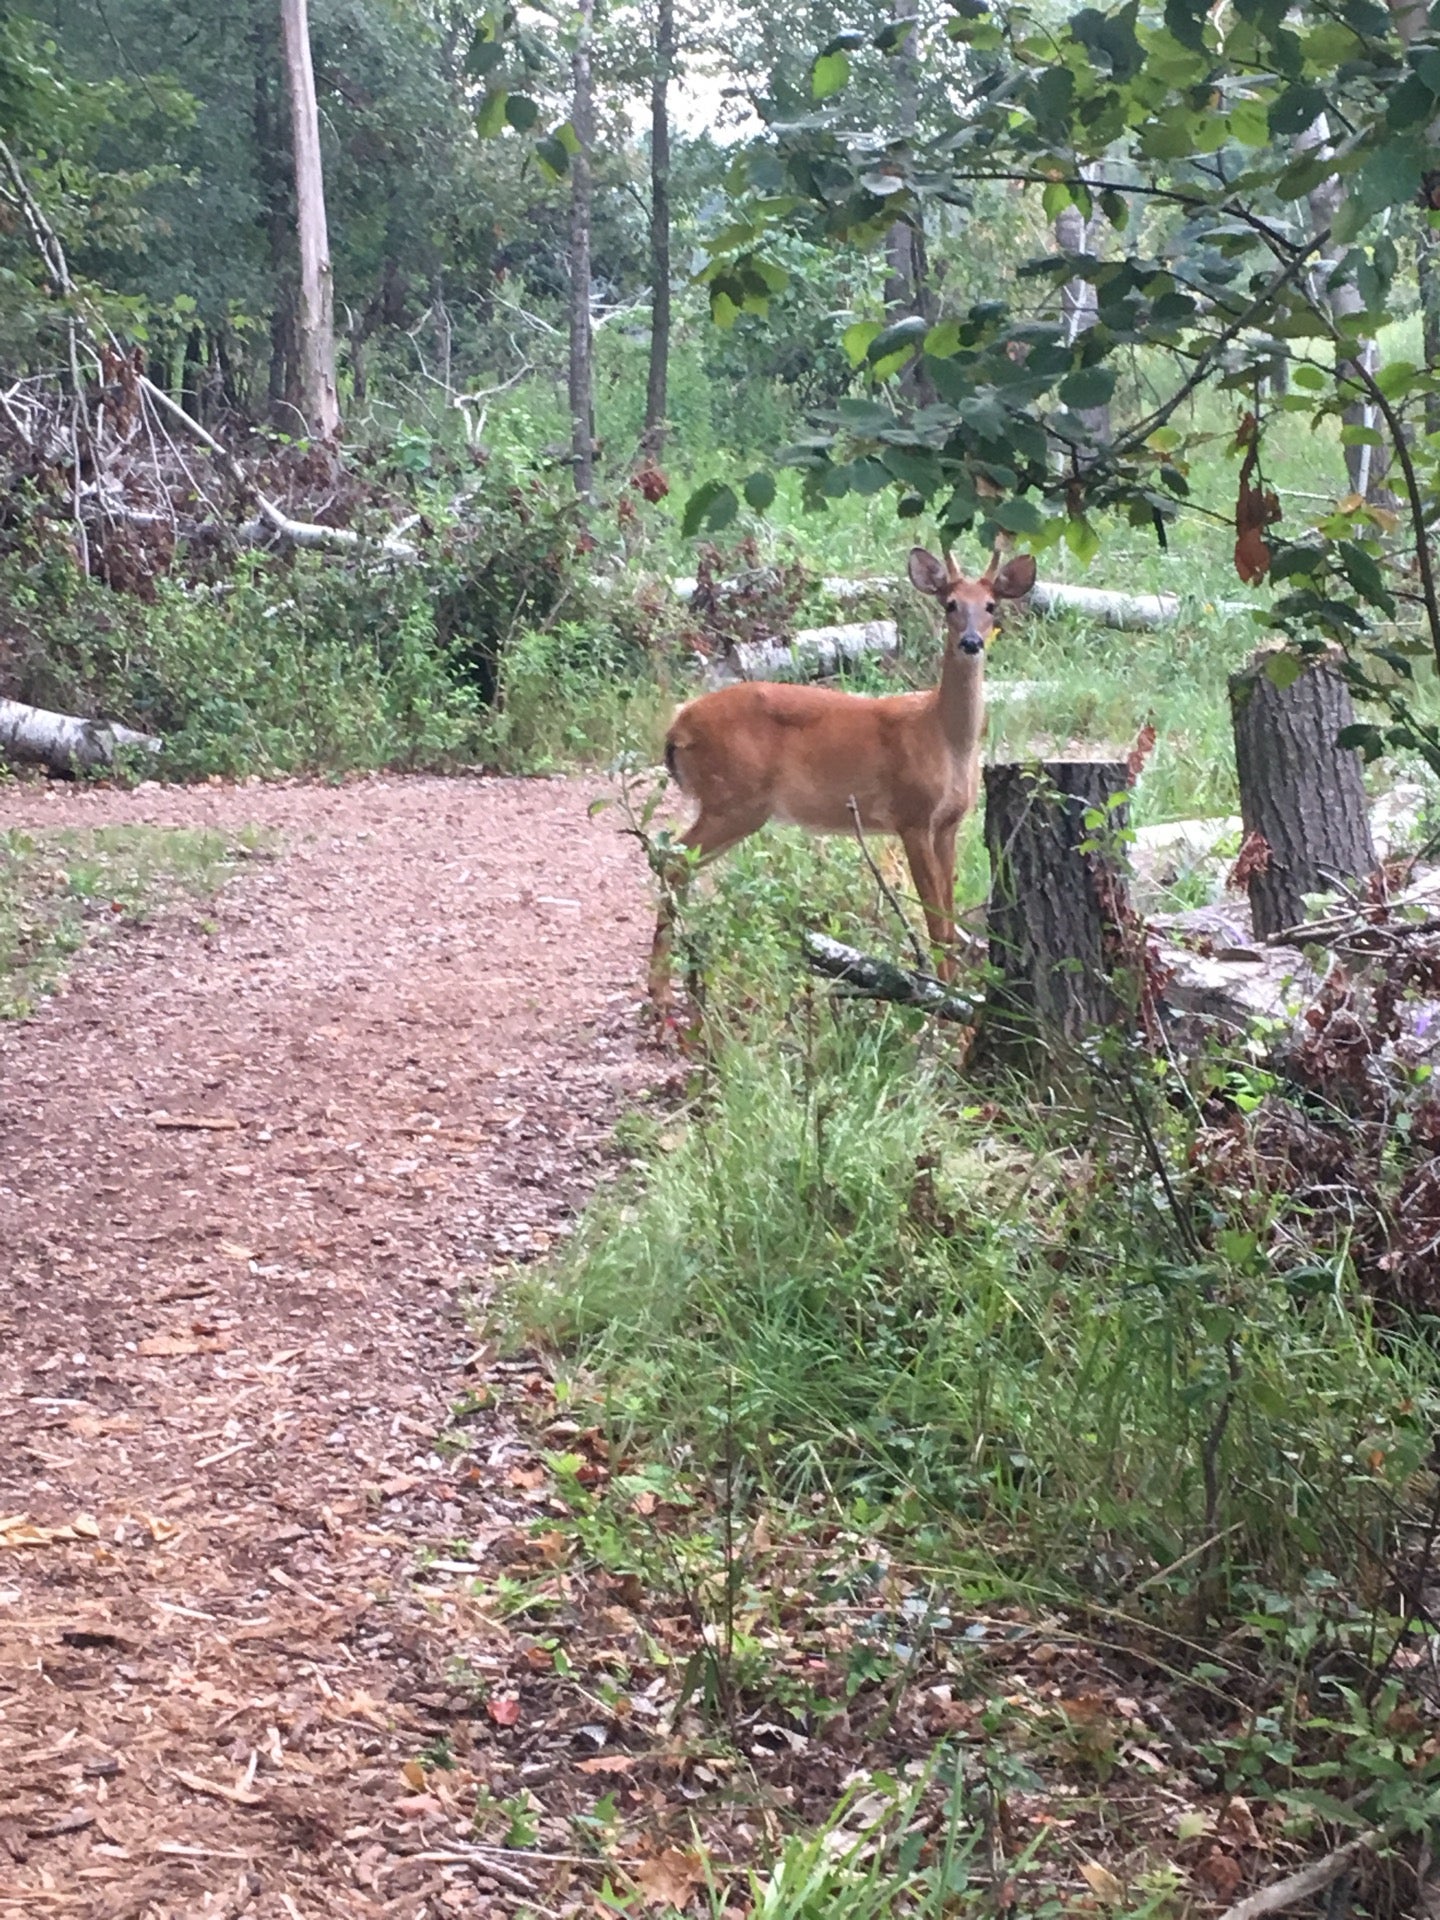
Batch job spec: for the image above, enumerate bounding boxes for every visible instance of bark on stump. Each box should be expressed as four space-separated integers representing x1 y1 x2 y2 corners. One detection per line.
982 759 1135 1070
1228 650 1375 941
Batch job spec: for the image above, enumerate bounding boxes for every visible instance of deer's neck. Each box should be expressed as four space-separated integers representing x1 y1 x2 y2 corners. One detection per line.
934 643 986 768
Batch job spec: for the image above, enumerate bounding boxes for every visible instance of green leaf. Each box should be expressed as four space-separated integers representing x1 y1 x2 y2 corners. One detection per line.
1336 722 1384 757
841 321 881 368
466 36 506 78
835 396 896 433
1375 359 1420 400
1263 651 1304 691
867 316 929 362
924 318 964 358
1268 82 1328 136
1227 98 1269 146
1290 363 1326 391
682 480 739 539
1059 365 1117 410
477 89 509 138
812 49 850 99
1064 514 1101 563
743 471 776 511
989 496 1046 533
1041 180 1072 221
536 135 570 178
505 94 539 131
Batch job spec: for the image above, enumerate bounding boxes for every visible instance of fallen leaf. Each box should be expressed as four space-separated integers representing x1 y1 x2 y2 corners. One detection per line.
1192 1847 1244 1901
401 1759 426 1791
1220 1796 1261 1848
169 1767 263 1808
152 1114 241 1131
578 1755 636 1775
487 1695 521 1727
1078 1861 1124 1904
217 1241 256 1261
633 1848 706 1909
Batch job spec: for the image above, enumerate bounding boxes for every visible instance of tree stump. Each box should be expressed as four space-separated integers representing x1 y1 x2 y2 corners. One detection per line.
981 759 1136 1070
1228 649 1376 941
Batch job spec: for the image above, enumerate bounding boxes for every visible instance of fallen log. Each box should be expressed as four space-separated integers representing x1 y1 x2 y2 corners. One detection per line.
674 573 1255 632
800 931 976 1021
705 620 898 686
0 698 162 773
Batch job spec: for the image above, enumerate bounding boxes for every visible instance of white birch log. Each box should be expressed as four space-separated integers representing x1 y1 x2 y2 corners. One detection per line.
674 575 1253 632
0 698 162 772
705 620 898 686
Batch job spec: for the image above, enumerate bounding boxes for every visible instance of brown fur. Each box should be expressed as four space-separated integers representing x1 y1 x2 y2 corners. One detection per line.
649 547 1036 1005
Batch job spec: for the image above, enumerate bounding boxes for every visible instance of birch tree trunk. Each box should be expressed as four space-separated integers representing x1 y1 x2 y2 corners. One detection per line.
568 0 597 497
0 700 162 773
1055 171 1110 454
279 0 341 441
642 0 674 459
1298 116 1383 499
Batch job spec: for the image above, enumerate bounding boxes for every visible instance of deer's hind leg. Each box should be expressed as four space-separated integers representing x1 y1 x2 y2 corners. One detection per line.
648 805 770 1010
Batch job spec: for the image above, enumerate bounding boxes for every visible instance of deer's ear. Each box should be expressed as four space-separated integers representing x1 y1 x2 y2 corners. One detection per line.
992 553 1037 600
908 548 949 598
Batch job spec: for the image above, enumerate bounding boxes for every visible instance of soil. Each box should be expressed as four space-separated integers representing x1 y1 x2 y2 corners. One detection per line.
0 772 658 1918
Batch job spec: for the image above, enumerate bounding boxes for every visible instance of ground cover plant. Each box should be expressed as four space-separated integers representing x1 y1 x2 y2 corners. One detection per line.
0 819 262 1015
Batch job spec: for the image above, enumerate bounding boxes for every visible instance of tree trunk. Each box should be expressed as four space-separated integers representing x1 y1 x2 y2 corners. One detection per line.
642 0 674 459
981 759 1135 1070
1299 117 1385 499
881 0 934 407
1419 222 1440 441
1055 174 1111 454
0 698 161 773
254 9 299 422
568 0 596 497
1228 649 1376 940
180 324 205 422
279 0 341 441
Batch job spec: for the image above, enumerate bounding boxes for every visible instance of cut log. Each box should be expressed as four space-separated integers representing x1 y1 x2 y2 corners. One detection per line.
800 931 975 1021
981 758 1136 1069
0 698 162 773
705 621 898 687
1228 648 1376 941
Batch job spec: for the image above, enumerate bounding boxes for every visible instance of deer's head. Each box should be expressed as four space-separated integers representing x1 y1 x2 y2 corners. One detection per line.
908 546 1037 657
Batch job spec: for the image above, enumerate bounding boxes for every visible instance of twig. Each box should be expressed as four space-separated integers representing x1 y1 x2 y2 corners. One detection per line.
1214 1833 1384 1920
846 795 931 973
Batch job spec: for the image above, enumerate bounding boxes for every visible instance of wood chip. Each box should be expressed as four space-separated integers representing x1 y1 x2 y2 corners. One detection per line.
169 1767 264 1808
152 1114 241 1131
136 1335 229 1357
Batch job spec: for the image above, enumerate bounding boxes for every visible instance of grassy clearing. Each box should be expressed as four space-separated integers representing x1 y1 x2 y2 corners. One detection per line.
0 821 260 1016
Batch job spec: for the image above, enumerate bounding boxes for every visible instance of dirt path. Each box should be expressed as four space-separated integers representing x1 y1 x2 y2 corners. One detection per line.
0 774 656 1919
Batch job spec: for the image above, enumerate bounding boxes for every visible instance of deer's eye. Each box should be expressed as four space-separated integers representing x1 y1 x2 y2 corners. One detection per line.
985 599 997 614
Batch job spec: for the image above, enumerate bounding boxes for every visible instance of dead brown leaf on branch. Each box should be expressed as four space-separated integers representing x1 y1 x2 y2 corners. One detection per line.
1233 412 1281 585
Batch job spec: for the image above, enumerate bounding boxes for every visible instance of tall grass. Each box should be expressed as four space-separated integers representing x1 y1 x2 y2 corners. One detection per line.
512 833 1440 1616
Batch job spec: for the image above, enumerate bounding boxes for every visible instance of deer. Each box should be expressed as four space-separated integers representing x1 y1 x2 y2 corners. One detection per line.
649 543 1037 1006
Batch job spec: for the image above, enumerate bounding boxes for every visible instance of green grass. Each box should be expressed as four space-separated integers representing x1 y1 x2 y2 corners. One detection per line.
0 822 259 1016
510 822 1440 1618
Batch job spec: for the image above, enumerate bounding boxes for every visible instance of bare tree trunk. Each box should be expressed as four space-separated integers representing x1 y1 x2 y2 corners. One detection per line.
568 0 596 497
981 759 1135 1072
1299 117 1384 499
1419 223 1440 440
1228 650 1376 940
1055 172 1111 454
882 0 934 407
279 0 341 441
642 0 674 460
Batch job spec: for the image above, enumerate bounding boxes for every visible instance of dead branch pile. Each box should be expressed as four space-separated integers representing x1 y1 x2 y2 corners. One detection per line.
0 353 416 595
